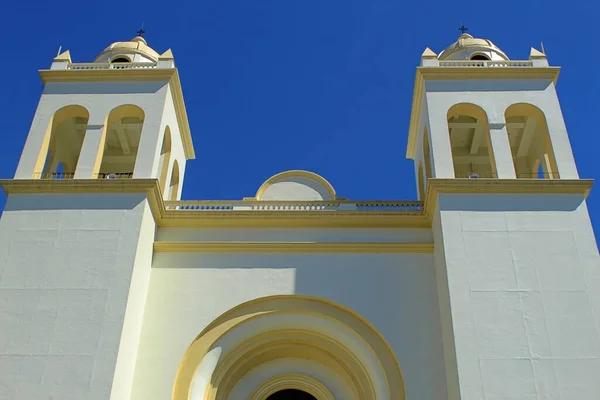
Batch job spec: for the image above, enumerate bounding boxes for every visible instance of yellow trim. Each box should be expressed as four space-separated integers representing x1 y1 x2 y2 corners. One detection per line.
405 66 561 159
159 49 175 60
250 374 334 400
38 68 195 160
153 241 434 253
54 50 72 63
255 170 337 200
0 178 592 229
172 295 406 400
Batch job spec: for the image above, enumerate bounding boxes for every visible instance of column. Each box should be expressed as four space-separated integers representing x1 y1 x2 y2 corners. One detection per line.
488 122 516 179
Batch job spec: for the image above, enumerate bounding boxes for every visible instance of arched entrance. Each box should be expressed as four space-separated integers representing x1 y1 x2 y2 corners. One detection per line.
266 389 317 400
173 295 406 400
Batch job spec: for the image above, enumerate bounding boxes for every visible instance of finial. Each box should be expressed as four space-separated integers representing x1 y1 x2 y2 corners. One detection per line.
458 22 468 35
137 22 146 37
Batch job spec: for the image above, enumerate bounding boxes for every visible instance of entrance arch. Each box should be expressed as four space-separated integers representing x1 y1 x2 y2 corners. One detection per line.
173 295 405 400
266 389 316 400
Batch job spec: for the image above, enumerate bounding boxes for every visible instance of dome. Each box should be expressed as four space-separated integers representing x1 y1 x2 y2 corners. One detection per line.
94 36 160 63
438 33 509 61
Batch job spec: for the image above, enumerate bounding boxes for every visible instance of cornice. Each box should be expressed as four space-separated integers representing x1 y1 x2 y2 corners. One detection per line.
0 178 165 223
406 66 561 159
153 241 434 253
1 178 592 229
423 178 594 221
38 68 195 160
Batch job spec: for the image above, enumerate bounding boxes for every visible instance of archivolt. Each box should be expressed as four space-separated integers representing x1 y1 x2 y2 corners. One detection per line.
172 295 405 400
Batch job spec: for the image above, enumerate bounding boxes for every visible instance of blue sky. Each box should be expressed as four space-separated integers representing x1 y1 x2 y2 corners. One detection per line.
0 0 598 237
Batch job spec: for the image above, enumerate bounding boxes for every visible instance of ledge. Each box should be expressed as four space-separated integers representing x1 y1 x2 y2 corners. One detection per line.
153 241 434 253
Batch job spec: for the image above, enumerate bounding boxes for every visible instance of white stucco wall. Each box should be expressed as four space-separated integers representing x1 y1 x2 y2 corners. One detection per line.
130 249 448 399
0 193 154 400
434 193 600 399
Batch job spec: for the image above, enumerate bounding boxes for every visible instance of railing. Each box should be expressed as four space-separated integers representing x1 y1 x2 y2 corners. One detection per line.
67 62 157 70
455 172 559 179
33 172 75 180
164 200 424 213
32 171 134 180
439 60 533 68
94 172 134 179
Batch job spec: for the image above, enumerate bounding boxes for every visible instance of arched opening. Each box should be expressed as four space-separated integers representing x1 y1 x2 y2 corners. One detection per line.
35 105 89 179
157 126 172 194
505 103 559 179
266 389 317 400
110 56 131 63
422 127 433 178
169 160 180 200
96 105 145 179
470 54 490 61
417 161 425 200
174 295 405 400
447 103 496 178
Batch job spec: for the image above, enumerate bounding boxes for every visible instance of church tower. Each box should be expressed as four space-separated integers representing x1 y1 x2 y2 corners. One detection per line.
409 32 600 398
0 34 194 399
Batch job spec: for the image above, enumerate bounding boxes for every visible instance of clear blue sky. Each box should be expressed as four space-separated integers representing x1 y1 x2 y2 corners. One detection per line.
0 1 598 236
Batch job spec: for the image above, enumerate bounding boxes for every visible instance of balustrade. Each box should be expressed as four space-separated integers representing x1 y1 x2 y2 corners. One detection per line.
67 62 157 70
439 60 533 68
164 200 423 213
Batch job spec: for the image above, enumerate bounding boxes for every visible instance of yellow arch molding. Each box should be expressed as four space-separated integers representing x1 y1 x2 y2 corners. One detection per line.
254 170 337 200
172 295 405 400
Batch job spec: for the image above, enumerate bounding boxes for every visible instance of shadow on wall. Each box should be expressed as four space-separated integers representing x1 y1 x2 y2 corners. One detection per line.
43 82 167 95
438 193 585 212
3 193 146 211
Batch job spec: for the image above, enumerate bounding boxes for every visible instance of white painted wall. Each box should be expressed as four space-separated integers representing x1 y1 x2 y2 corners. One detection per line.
0 193 154 400
130 250 448 400
434 193 600 399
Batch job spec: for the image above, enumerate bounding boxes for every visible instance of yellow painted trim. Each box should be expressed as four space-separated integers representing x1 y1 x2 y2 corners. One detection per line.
0 179 165 224
1 178 591 229
250 374 334 400
172 295 406 400
423 178 593 222
255 170 337 200
153 241 434 253
38 68 195 160
54 50 72 63
159 49 175 60
406 66 561 159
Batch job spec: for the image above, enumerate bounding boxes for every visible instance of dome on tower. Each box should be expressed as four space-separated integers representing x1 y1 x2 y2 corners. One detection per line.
94 36 160 63
438 33 509 61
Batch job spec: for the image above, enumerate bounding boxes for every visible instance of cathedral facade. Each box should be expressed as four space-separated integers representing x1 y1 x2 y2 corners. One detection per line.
0 32 599 399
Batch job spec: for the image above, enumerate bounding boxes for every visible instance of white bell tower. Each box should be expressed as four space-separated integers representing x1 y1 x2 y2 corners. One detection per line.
409 32 600 398
0 34 194 399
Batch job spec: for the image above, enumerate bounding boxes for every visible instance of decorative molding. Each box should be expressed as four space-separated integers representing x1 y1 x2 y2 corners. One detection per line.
255 170 337 200
406 66 561 159
38 68 195 160
153 241 434 253
1 178 592 229
423 178 594 221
